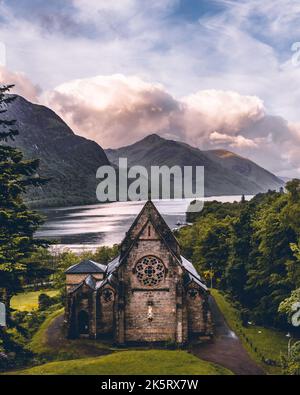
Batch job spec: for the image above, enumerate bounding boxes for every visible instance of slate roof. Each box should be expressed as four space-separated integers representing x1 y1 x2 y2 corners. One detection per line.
106 255 121 275
96 273 118 290
65 260 106 274
180 255 207 291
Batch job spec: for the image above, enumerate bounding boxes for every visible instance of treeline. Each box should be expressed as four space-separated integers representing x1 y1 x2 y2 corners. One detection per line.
178 182 300 330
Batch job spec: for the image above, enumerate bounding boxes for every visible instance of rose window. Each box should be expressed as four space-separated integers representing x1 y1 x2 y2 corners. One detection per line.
135 256 165 287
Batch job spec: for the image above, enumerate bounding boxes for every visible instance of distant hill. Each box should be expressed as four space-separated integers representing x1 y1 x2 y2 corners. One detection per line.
106 134 284 196
3 96 110 208
203 149 284 193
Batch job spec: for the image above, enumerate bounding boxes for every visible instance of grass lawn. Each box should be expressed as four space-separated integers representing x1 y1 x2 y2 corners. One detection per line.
211 289 289 374
11 289 59 311
8 350 233 375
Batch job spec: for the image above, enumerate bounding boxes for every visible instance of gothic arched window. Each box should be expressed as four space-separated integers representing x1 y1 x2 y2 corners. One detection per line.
188 289 199 299
101 289 114 303
135 256 165 287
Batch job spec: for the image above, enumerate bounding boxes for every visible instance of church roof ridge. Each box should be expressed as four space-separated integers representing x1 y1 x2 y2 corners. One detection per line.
65 259 106 274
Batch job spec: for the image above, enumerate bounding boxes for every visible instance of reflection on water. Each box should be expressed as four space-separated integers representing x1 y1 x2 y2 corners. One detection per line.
36 197 252 251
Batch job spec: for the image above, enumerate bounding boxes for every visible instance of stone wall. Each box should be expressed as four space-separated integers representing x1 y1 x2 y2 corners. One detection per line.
66 273 104 291
186 286 206 334
97 287 115 335
118 223 183 343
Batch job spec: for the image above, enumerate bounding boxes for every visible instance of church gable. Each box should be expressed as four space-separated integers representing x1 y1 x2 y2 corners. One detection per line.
138 220 159 240
120 200 180 258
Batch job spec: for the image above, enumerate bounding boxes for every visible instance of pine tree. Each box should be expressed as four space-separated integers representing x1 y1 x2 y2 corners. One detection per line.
0 85 47 322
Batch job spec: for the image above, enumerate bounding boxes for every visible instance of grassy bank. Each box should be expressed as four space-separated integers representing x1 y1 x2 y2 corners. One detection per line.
11 290 59 311
30 308 64 354
211 289 288 374
29 307 111 360
7 350 233 375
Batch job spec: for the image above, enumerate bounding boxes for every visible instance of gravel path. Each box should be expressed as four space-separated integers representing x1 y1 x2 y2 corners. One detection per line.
191 296 265 375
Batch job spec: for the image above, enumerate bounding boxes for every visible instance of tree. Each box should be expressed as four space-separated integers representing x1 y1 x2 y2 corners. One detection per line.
285 179 300 204
0 85 47 321
281 339 300 375
225 206 252 304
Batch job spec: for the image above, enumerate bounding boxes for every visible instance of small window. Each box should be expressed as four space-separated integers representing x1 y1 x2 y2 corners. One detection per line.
188 289 199 299
148 226 151 237
102 289 114 303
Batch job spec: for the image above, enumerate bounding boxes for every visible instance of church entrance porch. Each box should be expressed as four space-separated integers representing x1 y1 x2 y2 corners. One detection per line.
78 310 89 336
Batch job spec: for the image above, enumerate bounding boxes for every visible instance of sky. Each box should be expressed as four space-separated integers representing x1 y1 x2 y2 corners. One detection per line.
0 0 300 177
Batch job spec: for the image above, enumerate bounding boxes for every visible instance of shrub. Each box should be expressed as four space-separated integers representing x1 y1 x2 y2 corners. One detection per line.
38 293 56 311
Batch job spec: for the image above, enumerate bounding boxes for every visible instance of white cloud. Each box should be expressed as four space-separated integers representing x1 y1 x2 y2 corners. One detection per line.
0 65 41 102
209 131 259 148
0 1 300 177
182 90 265 135
42 74 181 147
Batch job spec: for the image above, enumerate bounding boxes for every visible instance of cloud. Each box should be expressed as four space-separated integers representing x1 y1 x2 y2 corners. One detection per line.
0 1 300 177
1 0 300 125
209 131 259 148
0 65 41 102
1 65 299 178
43 74 181 148
181 90 265 145
41 73 300 178
43 74 265 147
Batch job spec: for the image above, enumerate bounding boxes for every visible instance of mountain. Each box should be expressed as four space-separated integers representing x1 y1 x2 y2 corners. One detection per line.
3 96 110 208
203 149 284 192
106 134 284 196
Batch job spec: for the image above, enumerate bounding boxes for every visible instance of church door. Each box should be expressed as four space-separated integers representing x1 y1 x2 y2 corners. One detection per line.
78 310 89 335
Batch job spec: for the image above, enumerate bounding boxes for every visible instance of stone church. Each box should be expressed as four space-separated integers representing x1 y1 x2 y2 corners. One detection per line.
65 200 212 344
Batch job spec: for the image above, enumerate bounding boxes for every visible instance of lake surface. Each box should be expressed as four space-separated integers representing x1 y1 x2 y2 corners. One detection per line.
37 196 252 252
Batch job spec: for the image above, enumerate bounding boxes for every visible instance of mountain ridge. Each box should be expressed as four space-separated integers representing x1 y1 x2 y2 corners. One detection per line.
3 95 110 207
1 95 284 206
106 133 284 196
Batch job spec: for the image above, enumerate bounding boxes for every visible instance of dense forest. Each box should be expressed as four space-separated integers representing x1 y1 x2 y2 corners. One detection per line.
178 185 300 330
177 187 300 373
